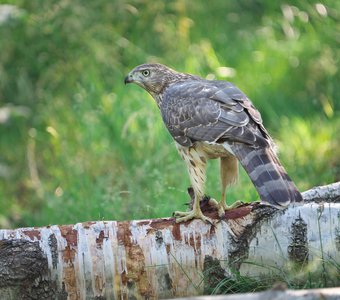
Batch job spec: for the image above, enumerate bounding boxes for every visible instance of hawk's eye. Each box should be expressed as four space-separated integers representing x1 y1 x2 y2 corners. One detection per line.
142 70 150 77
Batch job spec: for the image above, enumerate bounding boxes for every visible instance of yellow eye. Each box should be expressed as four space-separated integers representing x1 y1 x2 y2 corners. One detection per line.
142 69 150 77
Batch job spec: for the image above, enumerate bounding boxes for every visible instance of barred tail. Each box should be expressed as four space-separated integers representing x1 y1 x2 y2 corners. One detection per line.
231 144 303 208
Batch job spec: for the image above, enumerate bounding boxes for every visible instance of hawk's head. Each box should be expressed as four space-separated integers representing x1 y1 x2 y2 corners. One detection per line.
125 63 187 97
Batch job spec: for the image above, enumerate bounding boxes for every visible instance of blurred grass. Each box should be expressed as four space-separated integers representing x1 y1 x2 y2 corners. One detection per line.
0 0 339 228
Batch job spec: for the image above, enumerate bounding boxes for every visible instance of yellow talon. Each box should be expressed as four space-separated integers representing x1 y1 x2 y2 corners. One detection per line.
173 209 214 224
208 198 244 217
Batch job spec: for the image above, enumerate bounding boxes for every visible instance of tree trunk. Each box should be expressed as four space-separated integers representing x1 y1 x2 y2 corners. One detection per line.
0 182 339 299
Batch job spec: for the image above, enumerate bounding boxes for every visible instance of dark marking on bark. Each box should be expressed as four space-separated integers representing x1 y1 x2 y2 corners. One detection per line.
156 267 174 299
0 239 67 299
164 273 172 290
305 193 340 203
126 279 138 300
155 230 163 249
203 255 228 294
203 255 263 294
288 214 308 265
335 227 340 251
227 203 278 271
48 233 58 269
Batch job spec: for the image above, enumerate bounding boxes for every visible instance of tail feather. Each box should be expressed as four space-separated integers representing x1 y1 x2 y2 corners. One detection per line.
231 144 303 208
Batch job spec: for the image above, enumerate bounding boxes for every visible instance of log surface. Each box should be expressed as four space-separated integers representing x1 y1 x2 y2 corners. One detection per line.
0 182 339 299
176 287 340 300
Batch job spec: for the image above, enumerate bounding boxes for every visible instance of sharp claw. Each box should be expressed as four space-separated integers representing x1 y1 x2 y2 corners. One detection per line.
206 218 215 227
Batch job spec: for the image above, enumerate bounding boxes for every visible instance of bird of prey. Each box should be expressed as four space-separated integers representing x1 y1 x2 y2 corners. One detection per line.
125 63 303 223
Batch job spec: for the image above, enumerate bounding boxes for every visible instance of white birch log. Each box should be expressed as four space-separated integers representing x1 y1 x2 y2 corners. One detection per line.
0 182 339 299
176 287 340 300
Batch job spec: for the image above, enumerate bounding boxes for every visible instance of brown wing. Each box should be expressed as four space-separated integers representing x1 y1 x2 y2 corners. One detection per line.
160 79 270 148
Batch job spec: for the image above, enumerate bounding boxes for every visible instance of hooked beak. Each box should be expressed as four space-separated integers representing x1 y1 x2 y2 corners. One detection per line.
124 73 134 85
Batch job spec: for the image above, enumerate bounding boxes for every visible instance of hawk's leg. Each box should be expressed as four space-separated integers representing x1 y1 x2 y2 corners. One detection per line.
209 155 242 217
173 146 213 224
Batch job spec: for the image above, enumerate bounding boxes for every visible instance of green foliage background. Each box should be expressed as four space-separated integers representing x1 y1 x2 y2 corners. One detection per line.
0 0 339 228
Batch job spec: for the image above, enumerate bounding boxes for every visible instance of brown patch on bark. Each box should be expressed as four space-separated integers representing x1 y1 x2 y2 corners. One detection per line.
199 202 254 221
224 205 252 220
63 266 78 300
172 223 182 241
96 230 105 249
137 220 151 226
59 225 78 299
59 226 77 262
117 221 154 299
60 226 78 247
149 218 176 230
22 229 41 241
82 221 96 229
186 232 201 255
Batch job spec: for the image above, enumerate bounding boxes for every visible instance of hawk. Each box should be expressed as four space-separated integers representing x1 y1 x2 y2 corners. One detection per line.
125 63 303 223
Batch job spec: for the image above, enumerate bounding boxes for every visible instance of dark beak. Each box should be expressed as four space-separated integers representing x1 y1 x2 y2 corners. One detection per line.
124 74 133 85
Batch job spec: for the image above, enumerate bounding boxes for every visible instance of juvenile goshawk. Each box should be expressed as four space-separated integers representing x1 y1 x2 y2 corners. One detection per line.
125 63 303 223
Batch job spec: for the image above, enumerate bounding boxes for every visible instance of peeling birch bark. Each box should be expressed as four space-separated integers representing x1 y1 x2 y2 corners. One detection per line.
0 182 339 299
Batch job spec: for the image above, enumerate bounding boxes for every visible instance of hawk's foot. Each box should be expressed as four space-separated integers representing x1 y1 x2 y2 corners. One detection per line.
185 187 211 210
208 199 244 218
173 209 214 225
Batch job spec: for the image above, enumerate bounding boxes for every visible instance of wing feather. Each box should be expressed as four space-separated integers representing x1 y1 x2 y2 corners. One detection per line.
161 79 269 147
